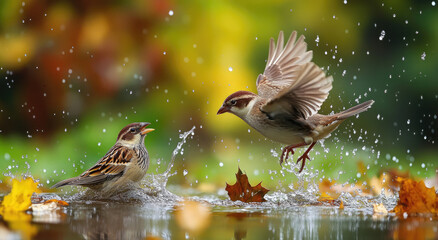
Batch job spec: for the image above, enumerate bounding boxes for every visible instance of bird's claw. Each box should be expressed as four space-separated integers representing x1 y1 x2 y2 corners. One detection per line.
280 147 295 166
296 153 311 173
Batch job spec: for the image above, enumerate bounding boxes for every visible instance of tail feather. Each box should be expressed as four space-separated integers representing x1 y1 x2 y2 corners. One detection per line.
51 177 81 188
336 100 374 120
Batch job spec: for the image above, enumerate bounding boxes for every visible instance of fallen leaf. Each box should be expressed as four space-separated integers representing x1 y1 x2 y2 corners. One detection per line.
31 202 59 212
339 200 344 209
319 178 370 198
0 178 40 240
0 178 41 212
392 178 437 215
315 192 341 206
318 179 341 200
43 199 69 206
175 200 211 233
225 167 269 203
373 203 388 214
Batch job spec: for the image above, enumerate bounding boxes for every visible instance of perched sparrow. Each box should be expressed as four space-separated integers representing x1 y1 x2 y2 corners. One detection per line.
217 31 374 173
52 122 155 193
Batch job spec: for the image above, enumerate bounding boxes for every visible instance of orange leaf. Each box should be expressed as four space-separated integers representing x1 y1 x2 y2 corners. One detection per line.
225 167 269 203
339 200 344 209
392 178 437 215
43 199 69 206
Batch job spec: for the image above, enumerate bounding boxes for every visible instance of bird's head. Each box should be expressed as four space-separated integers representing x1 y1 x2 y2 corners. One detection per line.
116 122 154 147
217 91 257 118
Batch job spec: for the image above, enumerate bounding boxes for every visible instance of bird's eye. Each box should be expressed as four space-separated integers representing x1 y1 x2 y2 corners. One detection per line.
230 100 237 105
129 128 136 133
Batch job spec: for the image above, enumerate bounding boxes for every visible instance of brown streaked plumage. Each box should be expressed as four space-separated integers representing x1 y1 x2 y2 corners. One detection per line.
217 31 374 173
52 122 155 194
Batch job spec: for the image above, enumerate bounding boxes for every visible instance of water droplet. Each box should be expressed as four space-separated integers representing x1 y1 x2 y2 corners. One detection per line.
219 162 224 167
183 169 188 176
228 67 233 72
168 10 174 16
379 30 386 40
421 52 426 60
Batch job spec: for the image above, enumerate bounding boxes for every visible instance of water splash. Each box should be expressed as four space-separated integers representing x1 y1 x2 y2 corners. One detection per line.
140 126 196 197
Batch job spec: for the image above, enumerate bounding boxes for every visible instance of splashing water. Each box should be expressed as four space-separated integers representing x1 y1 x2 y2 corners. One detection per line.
141 126 196 195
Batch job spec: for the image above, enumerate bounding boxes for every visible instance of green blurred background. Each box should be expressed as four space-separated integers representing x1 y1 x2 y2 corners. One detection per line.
0 0 436 191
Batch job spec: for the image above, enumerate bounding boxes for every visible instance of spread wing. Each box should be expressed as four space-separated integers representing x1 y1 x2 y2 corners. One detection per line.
261 62 333 120
256 31 313 98
72 146 133 186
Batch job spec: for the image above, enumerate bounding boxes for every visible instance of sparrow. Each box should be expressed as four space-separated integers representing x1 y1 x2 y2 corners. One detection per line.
52 122 155 193
217 31 374 173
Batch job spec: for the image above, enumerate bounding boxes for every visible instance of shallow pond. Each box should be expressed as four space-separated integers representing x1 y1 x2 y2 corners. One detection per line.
6 189 438 240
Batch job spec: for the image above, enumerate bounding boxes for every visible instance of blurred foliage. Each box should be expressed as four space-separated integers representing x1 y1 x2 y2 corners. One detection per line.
0 0 437 191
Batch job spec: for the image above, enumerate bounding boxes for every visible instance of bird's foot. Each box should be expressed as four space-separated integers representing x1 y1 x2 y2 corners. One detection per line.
296 153 311 173
280 146 295 166
295 142 316 173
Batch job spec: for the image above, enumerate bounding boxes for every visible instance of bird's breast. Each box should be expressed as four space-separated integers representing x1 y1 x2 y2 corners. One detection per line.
244 113 305 145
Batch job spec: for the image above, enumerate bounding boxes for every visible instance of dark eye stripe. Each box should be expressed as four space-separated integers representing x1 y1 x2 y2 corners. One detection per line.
233 97 253 108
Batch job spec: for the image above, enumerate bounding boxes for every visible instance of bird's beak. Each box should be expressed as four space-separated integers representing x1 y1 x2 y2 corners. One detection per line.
140 123 155 135
217 105 229 115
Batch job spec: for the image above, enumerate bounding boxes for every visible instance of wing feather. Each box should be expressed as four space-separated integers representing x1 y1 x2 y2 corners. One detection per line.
261 62 333 120
257 31 313 98
75 146 134 185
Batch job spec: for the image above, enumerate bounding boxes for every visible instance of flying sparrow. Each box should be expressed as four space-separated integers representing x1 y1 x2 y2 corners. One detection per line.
217 31 374 173
52 122 155 193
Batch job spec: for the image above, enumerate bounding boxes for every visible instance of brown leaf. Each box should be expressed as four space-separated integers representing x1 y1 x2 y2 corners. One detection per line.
225 167 269 203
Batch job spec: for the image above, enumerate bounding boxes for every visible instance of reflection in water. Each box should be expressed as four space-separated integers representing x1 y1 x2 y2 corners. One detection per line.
1 199 438 240
68 202 172 240
226 212 265 240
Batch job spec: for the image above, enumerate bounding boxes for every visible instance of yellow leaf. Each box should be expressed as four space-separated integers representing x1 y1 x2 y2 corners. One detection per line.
0 178 41 240
1 178 41 212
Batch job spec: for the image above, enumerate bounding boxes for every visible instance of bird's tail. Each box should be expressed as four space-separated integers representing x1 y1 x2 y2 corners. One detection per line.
336 100 374 120
51 177 80 188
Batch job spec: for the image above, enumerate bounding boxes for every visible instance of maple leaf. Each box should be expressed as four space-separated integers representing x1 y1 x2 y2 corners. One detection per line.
225 167 269 203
